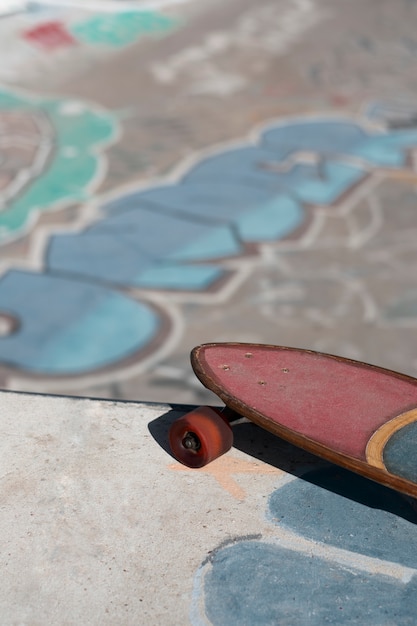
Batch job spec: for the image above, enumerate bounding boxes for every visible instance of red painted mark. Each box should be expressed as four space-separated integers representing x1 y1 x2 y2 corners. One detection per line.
23 22 76 50
198 344 417 461
331 93 351 107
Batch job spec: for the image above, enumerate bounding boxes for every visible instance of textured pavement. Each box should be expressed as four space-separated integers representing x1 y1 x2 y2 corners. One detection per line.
1 3 417 622
0 0 417 405
2 390 417 624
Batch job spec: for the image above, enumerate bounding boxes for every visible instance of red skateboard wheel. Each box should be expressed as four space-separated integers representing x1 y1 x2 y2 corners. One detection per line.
169 406 233 468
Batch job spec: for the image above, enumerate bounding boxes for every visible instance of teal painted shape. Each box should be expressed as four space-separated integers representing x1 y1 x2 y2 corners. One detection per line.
352 130 417 167
0 89 116 241
136 265 224 290
0 271 160 374
203 541 417 626
71 11 178 47
237 194 304 241
384 422 417 482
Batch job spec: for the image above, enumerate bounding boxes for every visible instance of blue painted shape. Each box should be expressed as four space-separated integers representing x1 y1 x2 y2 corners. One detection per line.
4 110 417 379
286 161 364 205
184 146 364 205
384 422 417 482
133 183 276 222
47 207 235 289
135 265 223 290
351 131 417 167
0 271 160 374
261 119 368 159
262 118 417 168
48 232 156 282
166 226 240 261
88 207 242 262
268 467 417 568
183 146 288 190
103 183 306 245
237 194 303 241
204 540 417 626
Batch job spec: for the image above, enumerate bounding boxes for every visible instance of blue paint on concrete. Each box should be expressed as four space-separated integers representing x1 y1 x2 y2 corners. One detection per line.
199 467 417 624
4 112 417 377
261 118 417 167
384 422 417 482
278 161 364 205
47 208 235 288
352 131 417 167
183 146 283 189
183 146 364 205
47 114 417 321
204 540 417 626
135 264 223 290
103 183 305 245
165 226 240 262
261 119 369 159
237 194 303 241
134 183 275 222
268 467 417 568
48 232 156 283
0 271 160 373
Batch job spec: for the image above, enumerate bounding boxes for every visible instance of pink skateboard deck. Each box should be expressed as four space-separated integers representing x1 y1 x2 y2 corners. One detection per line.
170 343 417 498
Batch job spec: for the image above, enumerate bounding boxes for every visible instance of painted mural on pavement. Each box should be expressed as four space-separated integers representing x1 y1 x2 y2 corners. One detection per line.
0 3 181 84
23 10 178 50
192 466 417 625
169 414 417 624
1 101 417 388
0 87 117 241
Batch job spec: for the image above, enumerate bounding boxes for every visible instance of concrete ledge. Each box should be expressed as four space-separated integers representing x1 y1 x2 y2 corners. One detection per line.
1 390 417 624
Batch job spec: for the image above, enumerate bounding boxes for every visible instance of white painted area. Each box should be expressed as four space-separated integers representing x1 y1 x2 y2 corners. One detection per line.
151 0 328 96
0 0 26 15
0 0 193 14
35 0 193 10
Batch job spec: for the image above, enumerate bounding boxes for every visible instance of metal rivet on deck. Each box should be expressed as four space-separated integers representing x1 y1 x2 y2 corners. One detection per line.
245 353 253 358
219 365 230 371
258 380 266 386
281 368 289 373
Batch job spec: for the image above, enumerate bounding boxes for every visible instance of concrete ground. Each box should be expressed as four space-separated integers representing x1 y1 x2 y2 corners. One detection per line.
3 389 417 624
1 0 417 623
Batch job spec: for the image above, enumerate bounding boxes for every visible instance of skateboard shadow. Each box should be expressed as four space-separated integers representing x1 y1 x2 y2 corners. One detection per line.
148 405 417 524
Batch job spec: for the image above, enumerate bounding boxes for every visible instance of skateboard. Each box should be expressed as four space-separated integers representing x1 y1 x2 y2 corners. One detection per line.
169 343 417 498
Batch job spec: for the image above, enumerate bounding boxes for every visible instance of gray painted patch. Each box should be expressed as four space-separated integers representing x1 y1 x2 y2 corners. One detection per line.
204 541 417 625
385 291 417 320
268 467 417 568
